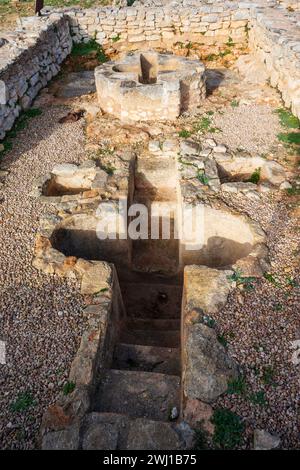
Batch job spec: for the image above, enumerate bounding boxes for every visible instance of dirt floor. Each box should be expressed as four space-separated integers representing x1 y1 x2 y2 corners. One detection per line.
0 45 299 449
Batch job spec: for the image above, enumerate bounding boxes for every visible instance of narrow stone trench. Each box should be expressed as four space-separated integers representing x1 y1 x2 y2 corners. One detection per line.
93 150 182 428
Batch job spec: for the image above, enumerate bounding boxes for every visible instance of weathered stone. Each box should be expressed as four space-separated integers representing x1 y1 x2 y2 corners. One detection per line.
183 399 214 435
253 429 281 450
184 266 233 316
126 418 182 450
81 262 112 295
42 424 80 450
82 422 119 450
184 323 239 403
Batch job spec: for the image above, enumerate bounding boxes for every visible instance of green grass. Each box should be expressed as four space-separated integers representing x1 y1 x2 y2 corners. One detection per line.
71 39 107 63
178 129 192 138
10 392 35 413
276 108 300 129
211 408 245 450
249 390 267 406
63 381 76 395
278 132 300 145
261 366 276 386
227 376 247 396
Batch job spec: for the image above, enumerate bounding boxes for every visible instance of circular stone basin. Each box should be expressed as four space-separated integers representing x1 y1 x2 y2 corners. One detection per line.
180 206 265 268
95 50 206 122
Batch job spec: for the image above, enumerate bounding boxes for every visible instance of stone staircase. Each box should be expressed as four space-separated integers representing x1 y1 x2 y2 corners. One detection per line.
132 152 180 276
91 279 183 449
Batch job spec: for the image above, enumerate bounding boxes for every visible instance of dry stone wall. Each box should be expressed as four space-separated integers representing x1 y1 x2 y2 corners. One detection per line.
65 2 250 49
249 6 300 119
0 16 72 140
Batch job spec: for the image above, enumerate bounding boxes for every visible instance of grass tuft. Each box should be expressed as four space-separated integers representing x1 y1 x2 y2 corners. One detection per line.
211 408 245 449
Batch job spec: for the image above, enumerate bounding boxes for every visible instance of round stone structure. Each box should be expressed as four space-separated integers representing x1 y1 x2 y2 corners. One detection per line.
95 51 206 122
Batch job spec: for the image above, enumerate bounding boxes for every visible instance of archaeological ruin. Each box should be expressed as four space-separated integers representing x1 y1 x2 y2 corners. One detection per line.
0 0 300 453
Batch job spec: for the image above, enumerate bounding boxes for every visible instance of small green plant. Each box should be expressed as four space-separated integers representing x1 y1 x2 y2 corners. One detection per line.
211 408 245 449
197 171 210 185
111 33 121 43
286 186 300 196
249 390 267 406
217 334 228 348
63 381 76 396
247 167 261 184
276 108 300 129
278 132 300 145
226 37 235 47
202 315 216 328
206 53 218 62
10 392 35 413
100 163 116 175
263 272 280 287
95 287 109 296
231 99 239 108
286 277 299 288
178 129 192 138
227 269 256 291
262 366 276 386
273 302 283 312
219 49 231 58
227 376 247 396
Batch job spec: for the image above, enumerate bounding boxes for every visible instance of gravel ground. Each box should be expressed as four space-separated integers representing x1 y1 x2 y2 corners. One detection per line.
214 191 300 449
207 104 282 155
0 106 87 449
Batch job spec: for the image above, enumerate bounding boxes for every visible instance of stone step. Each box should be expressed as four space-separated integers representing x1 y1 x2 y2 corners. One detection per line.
126 318 180 331
95 369 180 421
112 343 180 375
120 281 182 319
81 412 184 450
120 328 180 348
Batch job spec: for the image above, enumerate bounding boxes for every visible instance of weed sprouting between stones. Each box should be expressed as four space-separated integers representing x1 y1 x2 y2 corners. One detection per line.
247 167 261 184
63 381 76 396
227 269 256 291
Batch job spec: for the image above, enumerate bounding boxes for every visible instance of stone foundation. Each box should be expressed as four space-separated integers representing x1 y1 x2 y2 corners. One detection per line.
1 1 300 139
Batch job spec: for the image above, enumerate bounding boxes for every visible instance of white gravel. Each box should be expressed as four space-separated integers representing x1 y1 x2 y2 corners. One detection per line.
0 106 87 449
208 104 282 155
214 191 300 449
